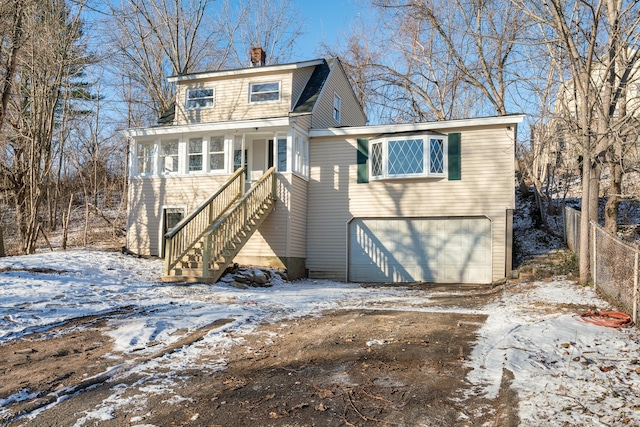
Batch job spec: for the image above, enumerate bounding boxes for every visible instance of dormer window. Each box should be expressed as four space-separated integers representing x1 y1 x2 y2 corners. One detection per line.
249 81 280 103
186 88 214 109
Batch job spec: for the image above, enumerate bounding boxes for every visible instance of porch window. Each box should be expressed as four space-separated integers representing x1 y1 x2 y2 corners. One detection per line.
188 137 203 172
185 88 214 109
209 136 225 172
277 137 287 172
249 81 280 103
159 140 179 174
136 141 155 175
370 135 446 180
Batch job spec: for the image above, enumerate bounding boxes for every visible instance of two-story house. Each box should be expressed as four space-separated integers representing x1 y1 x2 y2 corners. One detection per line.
123 49 524 284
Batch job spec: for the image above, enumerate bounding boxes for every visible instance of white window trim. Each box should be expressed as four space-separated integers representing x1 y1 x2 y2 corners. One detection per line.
333 92 341 124
207 135 227 174
185 88 215 110
135 140 156 176
248 81 281 104
159 139 180 175
369 135 447 180
187 137 205 174
292 132 309 178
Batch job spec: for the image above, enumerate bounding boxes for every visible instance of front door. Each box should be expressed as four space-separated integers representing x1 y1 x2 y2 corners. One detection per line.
161 207 184 257
250 138 267 182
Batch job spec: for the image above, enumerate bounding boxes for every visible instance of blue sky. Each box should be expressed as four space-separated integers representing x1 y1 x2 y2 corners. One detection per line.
291 0 363 60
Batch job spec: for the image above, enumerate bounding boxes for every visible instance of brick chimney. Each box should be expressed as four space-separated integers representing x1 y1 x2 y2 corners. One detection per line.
250 47 266 67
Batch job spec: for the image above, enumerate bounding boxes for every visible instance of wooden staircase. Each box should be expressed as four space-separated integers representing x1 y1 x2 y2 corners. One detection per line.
162 167 277 283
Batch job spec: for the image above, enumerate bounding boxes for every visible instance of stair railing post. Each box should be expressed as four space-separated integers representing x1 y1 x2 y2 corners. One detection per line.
271 169 277 200
202 233 210 277
164 235 172 276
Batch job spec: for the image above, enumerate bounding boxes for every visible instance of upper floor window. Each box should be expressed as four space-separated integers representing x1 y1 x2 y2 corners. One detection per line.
333 92 341 123
209 136 225 172
137 141 155 175
370 136 446 180
249 81 280 103
186 88 214 109
188 137 204 172
160 140 179 173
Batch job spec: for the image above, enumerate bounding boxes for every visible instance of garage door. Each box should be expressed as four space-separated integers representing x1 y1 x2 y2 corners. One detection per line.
348 217 492 283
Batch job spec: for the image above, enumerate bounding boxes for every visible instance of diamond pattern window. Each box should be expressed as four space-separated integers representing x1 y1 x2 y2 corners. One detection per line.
369 135 446 179
430 138 444 174
371 142 383 177
388 139 424 176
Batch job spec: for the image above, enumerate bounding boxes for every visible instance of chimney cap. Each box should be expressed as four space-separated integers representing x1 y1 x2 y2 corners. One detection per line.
250 47 266 67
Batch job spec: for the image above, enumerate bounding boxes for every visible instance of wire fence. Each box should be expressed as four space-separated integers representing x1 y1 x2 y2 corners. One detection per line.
564 206 639 324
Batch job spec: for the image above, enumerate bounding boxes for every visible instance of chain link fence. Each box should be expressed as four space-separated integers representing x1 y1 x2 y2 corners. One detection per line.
564 207 639 323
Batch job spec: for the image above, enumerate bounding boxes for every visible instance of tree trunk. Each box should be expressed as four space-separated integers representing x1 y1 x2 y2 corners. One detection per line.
579 157 593 284
604 161 622 234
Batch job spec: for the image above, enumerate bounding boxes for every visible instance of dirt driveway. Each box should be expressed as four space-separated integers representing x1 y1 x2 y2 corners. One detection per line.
1 285 518 427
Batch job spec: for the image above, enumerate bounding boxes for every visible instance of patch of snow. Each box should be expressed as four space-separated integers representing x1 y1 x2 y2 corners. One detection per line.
1 248 639 425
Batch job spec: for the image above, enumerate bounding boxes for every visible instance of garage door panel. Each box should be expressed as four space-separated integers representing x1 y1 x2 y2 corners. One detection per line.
349 217 492 284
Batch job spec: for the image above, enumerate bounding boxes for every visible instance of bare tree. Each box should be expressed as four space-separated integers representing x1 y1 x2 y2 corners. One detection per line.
220 0 304 67
0 0 89 254
106 0 219 121
366 0 523 119
517 0 640 283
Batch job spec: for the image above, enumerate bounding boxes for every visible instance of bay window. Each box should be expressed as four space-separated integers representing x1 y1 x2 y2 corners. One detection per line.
370 135 446 179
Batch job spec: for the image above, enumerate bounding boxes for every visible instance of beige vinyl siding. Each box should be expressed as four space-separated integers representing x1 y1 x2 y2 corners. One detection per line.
289 174 308 258
306 138 354 280
293 114 312 130
311 65 366 129
307 126 515 282
236 174 290 259
175 71 294 124
291 66 315 109
126 174 230 256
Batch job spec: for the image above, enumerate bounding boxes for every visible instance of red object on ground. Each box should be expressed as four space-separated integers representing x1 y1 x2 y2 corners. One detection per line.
579 311 634 328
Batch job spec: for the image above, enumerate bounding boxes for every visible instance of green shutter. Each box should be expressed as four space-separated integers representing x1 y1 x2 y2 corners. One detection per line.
357 138 369 183
448 132 461 180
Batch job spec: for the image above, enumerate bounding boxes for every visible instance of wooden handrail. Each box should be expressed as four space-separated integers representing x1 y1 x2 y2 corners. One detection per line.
200 167 276 279
165 167 244 239
163 168 244 276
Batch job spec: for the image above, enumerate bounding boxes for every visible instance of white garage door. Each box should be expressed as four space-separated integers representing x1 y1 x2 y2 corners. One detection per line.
348 217 492 284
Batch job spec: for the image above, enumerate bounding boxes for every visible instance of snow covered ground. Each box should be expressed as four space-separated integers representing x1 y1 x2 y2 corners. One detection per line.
1 249 639 425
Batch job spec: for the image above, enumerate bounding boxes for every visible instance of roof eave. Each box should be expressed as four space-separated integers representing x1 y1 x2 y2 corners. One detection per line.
121 116 292 138
168 59 326 83
308 114 526 137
